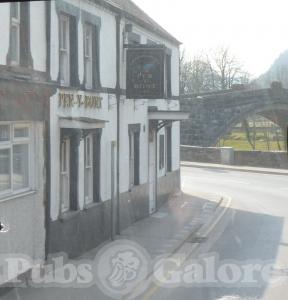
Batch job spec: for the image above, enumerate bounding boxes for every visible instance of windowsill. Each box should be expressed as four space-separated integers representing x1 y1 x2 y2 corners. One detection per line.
59 210 80 222
129 184 140 192
83 202 102 210
0 190 36 204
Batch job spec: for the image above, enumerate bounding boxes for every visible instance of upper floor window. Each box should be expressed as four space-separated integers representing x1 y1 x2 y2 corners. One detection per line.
165 54 172 98
8 2 33 68
84 23 93 89
59 14 70 86
10 2 20 65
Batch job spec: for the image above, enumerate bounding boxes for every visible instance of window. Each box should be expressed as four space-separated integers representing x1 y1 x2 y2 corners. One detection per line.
60 138 70 212
129 125 140 188
165 54 172 98
129 131 135 188
0 123 31 197
84 134 93 205
10 2 20 65
166 126 172 172
81 11 101 89
84 23 93 89
59 14 70 86
159 134 165 170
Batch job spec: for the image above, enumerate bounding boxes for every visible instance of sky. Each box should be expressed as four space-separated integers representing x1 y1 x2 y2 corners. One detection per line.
132 0 288 78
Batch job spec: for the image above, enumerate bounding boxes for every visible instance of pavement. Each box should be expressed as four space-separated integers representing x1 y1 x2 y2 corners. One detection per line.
181 161 288 176
0 180 230 300
82 190 229 261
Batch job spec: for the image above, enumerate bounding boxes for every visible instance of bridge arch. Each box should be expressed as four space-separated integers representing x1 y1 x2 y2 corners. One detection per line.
215 103 288 146
180 89 288 147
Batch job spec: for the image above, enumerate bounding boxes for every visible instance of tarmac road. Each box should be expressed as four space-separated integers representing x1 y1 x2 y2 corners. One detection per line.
144 166 288 300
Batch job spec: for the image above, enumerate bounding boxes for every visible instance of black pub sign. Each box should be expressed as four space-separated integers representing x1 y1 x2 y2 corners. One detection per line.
126 46 165 99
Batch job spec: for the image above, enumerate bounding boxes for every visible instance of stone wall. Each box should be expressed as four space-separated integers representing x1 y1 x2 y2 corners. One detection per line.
234 151 288 169
181 145 222 163
181 145 288 169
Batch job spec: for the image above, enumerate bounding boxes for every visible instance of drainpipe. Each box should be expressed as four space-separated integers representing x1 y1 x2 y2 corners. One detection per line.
44 0 51 260
115 14 121 235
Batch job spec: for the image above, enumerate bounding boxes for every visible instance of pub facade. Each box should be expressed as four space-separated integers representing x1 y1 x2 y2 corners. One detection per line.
0 0 188 271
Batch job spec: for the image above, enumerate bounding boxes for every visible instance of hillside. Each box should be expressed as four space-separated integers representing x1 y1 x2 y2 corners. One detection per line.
256 50 288 88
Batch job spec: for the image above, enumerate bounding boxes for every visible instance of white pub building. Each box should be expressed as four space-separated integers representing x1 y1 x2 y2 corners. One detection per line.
0 0 188 274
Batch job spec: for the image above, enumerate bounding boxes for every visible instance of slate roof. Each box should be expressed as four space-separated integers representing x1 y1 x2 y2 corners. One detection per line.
102 0 181 45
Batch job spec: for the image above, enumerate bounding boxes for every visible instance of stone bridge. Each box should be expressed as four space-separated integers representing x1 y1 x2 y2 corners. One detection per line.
180 87 288 147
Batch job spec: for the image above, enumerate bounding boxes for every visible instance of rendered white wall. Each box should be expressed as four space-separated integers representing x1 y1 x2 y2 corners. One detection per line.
49 1 181 221
50 1 59 81
0 3 10 65
30 1 46 72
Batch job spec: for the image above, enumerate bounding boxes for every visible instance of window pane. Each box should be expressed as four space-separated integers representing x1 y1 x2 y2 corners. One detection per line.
11 3 19 20
85 136 91 167
0 125 10 142
159 135 165 169
13 144 29 190
85 59 92 89
61 140 68 172
85 25 92 57
60 17 68 50
60 52 69 84
0 149 11 192
14 126 29 139
11 26 19 63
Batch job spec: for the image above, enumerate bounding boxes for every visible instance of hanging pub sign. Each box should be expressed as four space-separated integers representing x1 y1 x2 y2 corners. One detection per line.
126 46 165 99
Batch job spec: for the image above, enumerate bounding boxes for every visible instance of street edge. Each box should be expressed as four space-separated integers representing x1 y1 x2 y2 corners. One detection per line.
125 195 232 300
181 162 288 176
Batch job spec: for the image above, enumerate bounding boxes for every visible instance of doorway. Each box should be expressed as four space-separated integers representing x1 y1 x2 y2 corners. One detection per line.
149 128 157 214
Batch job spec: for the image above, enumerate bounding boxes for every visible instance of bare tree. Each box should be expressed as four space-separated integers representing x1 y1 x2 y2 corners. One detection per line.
211 46 245 90
180 50 219 94
180 47 250 94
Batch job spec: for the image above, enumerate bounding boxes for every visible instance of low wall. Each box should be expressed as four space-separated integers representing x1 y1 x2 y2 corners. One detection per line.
234 150 288 169
181 146 222 164
181 145 288 169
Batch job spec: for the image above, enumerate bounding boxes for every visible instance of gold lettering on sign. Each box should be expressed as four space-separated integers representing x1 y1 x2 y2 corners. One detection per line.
58 92 102 109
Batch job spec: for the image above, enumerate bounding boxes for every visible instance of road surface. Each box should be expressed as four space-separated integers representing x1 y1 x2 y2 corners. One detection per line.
144 166 288 300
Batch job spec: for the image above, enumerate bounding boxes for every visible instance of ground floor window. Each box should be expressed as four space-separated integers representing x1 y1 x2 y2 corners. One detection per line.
166 126 172 172
60 128 102 213
159 134 165 170
60 137 70 212
129 124 140 189
0 123 31 197
60 129 80 213
84 134 93 205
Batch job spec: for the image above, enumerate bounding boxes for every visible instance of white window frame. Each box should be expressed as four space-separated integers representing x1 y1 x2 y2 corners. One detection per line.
84 23 93 89
0 122 33 200
60 138 70 213
59 14 70 86
10 2 20 65
84 134 93 205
